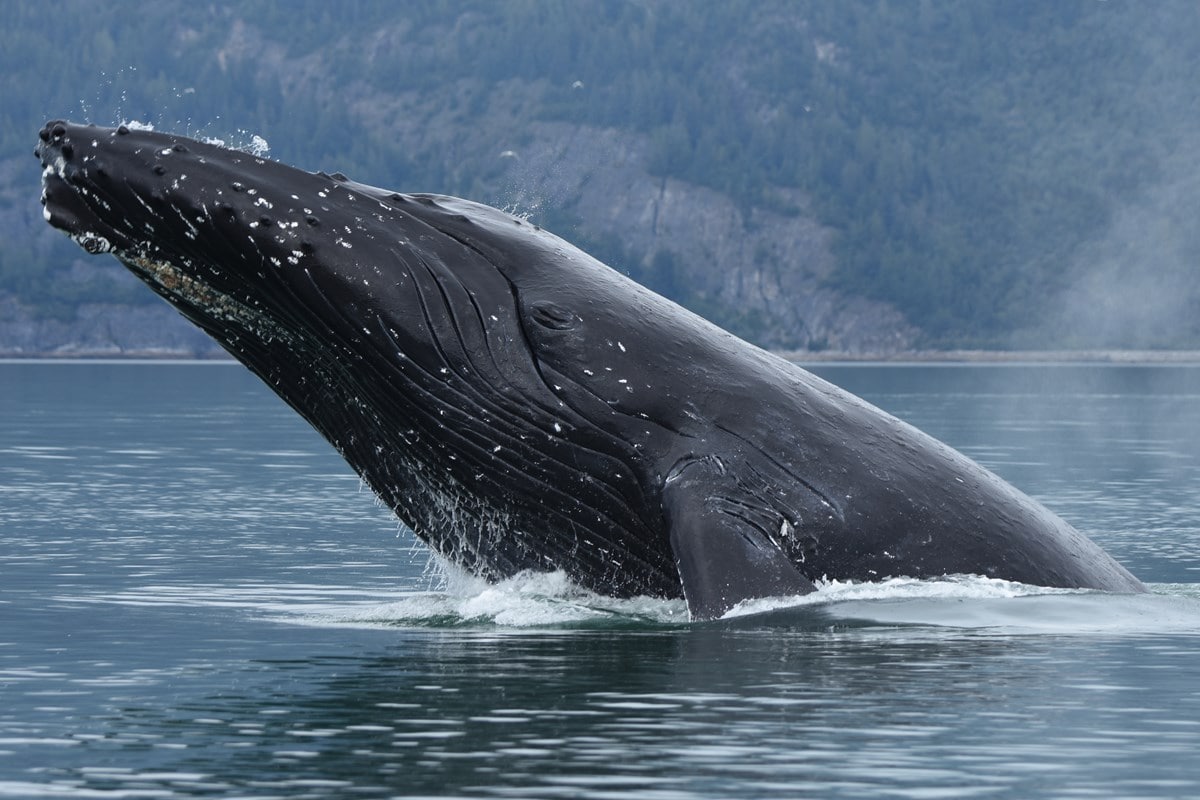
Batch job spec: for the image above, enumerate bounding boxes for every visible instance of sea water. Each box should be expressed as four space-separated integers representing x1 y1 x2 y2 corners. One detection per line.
2 361 1199 799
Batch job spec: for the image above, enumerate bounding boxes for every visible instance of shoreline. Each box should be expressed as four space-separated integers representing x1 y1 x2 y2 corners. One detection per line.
779 349 1200 365
5 349 1200 365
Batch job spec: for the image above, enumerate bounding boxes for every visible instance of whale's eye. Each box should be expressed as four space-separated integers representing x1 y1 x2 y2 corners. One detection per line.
530 302 578 331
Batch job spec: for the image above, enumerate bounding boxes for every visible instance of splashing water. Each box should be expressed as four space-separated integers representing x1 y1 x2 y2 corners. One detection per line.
286 559 1200 634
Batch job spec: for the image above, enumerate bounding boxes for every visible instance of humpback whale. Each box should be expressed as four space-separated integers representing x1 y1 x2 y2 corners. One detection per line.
36 120 1145 619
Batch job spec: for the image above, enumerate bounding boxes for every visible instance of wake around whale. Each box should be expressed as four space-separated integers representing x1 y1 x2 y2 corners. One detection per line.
36 120 1145 619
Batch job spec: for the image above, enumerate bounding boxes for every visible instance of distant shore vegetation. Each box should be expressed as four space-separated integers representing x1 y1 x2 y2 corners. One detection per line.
2 0 1197 348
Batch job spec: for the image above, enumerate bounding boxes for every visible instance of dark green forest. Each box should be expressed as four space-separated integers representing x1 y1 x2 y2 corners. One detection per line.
2 0 1197 348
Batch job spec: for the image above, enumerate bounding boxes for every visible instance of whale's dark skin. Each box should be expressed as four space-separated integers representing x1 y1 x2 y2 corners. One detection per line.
36 120 1145 618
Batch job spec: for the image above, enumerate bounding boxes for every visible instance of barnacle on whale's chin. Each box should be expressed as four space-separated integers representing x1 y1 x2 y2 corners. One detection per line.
119 251 288 346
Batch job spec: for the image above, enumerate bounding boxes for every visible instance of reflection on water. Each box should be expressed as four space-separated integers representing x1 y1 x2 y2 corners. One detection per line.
3 362 1200 799
7 612 1200 799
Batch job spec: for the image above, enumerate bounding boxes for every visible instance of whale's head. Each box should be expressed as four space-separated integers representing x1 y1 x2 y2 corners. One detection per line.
37 119 488 358
37 120 623 370
36 119 677 597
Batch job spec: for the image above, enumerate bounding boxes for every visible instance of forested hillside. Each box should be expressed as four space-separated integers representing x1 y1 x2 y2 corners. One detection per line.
2 0 1197 352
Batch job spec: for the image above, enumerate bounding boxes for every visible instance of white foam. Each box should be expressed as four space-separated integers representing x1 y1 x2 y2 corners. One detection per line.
300 569 689 629
247 134 270 158
722 574 1053 619
817 577 1200 636
0 783 156 800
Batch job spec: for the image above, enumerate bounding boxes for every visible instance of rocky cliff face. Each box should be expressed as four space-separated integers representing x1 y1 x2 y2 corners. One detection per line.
330 70 917 353
504 121 916 352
